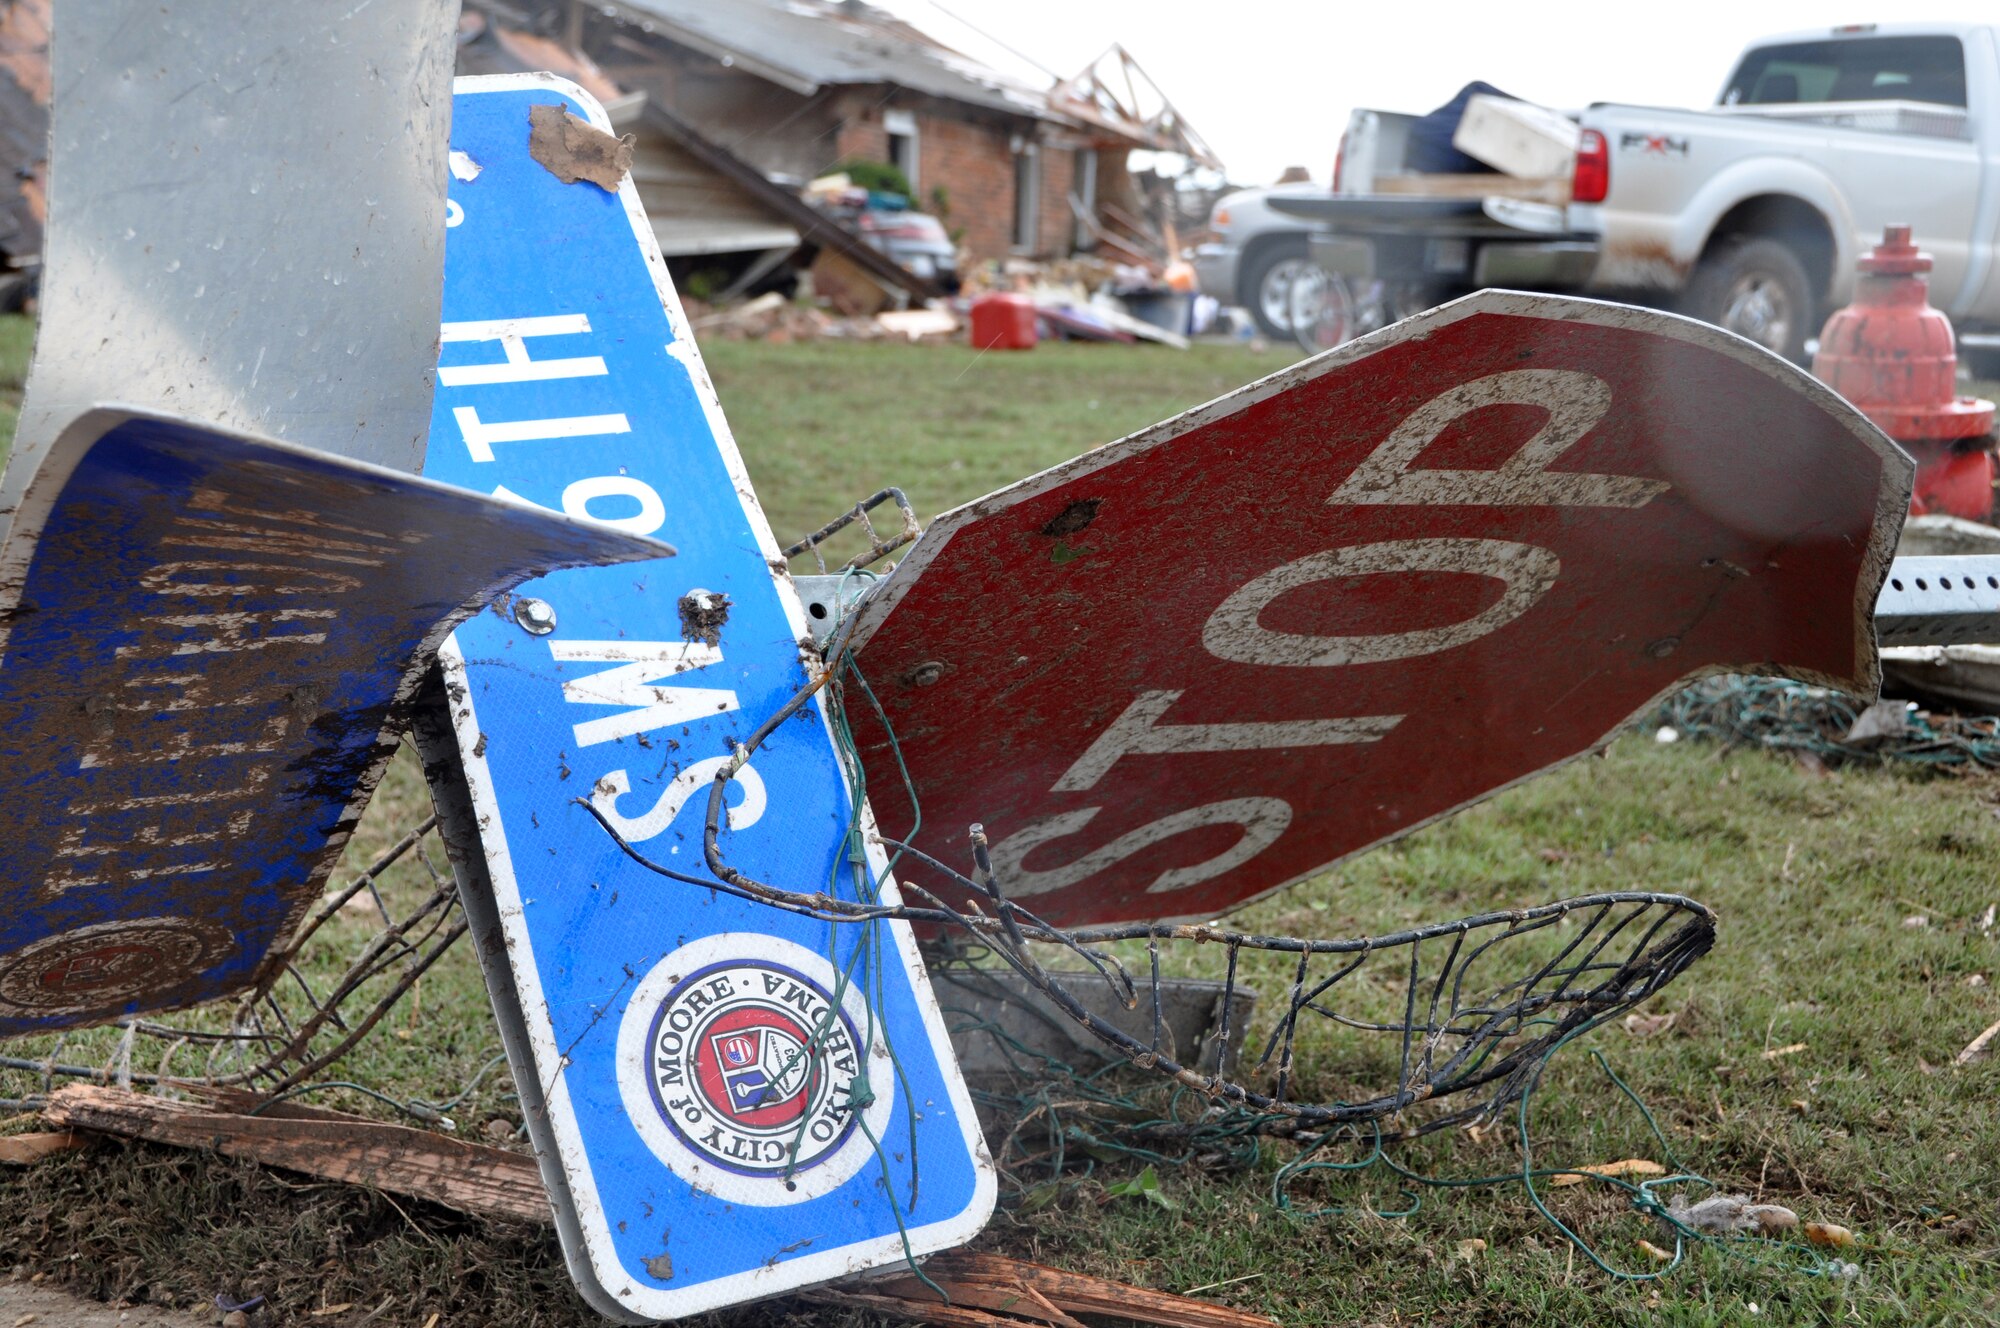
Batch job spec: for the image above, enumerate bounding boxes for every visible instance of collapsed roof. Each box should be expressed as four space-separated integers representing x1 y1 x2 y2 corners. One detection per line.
598 0 1219 160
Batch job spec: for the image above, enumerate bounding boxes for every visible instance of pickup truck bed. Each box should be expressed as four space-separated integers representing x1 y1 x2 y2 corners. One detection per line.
1293 22 2000 364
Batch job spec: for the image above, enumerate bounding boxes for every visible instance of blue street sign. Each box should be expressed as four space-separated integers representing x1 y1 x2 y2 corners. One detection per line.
0 407 667 1034
420 76 992 1320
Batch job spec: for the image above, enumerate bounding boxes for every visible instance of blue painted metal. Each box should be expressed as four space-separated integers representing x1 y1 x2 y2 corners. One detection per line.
0 408 669 1035
418 76 991 1320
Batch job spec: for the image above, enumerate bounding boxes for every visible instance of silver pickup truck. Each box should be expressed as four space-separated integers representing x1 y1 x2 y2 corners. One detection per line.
1212 22 2000 364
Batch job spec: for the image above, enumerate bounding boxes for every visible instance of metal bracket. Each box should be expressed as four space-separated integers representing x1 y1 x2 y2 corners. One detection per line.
1877 555 2000 646
794 574 875 648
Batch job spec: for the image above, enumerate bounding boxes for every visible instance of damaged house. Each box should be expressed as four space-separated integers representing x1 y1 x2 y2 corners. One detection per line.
0 0 1217 310
460 0 1218 304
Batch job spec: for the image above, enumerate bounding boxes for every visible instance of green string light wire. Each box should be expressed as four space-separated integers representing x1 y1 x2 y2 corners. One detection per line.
945 955 1844 1285
1657 675 2000 770
1266 1025 1853 1283
733 568 947 1300
715 580 1819 1295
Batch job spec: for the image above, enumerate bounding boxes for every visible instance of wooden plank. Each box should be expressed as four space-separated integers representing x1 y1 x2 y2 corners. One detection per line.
826 1253 1279 1328
1092 230 1162 270
0 1130 87 1164
801 1288 1027 1328
41 1085 549 1224
1100 201 1165 253
928 1253 1280 1328
40 1089 1276 1324
1373 172 1570 204
863 1267 1088 1328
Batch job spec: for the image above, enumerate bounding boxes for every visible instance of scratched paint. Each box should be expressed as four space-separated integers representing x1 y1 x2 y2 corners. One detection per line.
845 293 1914 928
414 76 991 1322
0 409 666 1034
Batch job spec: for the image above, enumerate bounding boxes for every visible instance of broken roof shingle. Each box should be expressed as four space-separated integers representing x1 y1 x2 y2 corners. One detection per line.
601 0 1060 122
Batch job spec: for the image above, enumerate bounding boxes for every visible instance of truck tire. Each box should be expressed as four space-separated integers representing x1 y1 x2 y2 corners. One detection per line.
1239 236 1312 340
1682 236 1814 363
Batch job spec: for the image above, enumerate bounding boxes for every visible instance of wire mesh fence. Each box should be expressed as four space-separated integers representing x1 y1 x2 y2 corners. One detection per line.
0 785 502 1125
2 498 1738 1219
581 592 1718 1153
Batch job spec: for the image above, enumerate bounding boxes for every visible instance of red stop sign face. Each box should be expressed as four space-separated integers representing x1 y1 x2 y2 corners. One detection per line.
845 293 1912 927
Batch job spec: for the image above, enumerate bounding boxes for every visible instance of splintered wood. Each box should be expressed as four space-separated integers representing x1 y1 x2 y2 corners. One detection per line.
41 1085 548 1223
806 1252 1279 1328
0 1131 86 1165
39 1087 1275 1326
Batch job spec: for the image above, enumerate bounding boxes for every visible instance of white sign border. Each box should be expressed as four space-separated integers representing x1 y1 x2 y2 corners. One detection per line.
842 290 1917 925
439 74 993 1323
612 932 898 1205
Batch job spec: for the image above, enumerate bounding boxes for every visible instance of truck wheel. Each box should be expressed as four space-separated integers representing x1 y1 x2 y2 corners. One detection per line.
1291 266 1351 353
1683 237 1814 363
1240 237 1312 340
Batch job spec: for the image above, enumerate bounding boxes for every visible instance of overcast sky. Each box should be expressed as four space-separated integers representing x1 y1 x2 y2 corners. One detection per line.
874 2 1996 185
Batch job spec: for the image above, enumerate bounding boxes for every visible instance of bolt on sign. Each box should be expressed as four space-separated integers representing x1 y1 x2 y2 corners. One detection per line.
844 295 1913 927
412 77 991 1321
0 409 669 1034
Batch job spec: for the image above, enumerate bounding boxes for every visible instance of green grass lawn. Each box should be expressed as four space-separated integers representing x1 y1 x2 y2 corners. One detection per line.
2 335 1997 1326
0 312 32 455
704 336 1303 552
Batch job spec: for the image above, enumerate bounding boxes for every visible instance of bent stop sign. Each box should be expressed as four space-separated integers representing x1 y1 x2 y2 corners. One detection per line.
845 293 1912 927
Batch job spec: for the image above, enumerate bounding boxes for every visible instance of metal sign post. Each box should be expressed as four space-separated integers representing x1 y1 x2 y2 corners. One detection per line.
6 0 457 490
413 76 991 1322
842 294 1913 926
0 2 680 1035
0 408 669 1033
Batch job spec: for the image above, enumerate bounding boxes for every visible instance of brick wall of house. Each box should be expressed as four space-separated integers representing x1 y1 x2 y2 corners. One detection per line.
832 105 887 170
832 91 1083 263
573 14 1128 268
910 113 1018 260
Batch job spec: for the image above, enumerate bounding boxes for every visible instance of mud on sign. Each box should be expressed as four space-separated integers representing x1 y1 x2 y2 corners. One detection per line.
845 294 1908 927
0 410 663 1033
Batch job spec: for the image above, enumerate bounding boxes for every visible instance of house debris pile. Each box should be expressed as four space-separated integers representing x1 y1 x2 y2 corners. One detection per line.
684 290 959 343
0 0 1239 340
449 0 1228 349
681 246 1221 348
1654 675 2000 772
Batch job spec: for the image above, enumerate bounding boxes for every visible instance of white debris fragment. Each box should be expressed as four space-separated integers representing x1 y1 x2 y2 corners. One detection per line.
450 150 483 182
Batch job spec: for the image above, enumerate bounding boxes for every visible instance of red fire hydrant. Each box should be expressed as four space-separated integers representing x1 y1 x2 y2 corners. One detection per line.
1813 224 1997 522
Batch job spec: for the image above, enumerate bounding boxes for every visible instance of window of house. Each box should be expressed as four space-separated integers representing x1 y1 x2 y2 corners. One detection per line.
884 109 918 192
1071 149 1098 251
1012 141 1040 251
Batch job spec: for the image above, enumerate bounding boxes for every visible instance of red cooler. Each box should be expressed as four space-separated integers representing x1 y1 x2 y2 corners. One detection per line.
970 293 1038 350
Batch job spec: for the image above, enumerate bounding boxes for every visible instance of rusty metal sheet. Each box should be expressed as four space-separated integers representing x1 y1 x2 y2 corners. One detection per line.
0 407 670 1034
844 292 1914 927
